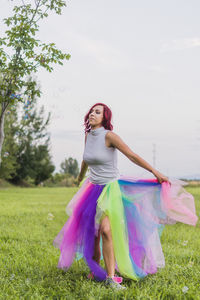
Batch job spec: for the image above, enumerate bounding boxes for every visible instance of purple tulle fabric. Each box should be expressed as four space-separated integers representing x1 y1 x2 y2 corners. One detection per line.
54 177 198 281
54 182 107 281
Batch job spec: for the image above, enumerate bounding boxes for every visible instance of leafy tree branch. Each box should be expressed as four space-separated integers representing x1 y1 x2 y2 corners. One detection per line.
0 0 70 165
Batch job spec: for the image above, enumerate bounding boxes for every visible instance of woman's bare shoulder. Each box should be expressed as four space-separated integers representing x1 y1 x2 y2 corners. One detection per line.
105 131 122 147
106 130 120 139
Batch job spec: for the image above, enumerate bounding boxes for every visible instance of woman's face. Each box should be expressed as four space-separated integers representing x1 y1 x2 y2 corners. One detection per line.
88 105 104 128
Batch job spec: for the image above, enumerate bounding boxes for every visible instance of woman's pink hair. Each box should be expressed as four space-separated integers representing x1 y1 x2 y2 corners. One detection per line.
84 103 113 133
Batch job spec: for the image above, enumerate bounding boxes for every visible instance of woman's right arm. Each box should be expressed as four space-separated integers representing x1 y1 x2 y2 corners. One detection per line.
77 132 88 185
77 160 88 185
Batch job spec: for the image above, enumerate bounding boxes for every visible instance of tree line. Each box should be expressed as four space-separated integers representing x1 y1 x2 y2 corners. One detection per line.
0 1 70 169
0 96 79 187
0 0 80 187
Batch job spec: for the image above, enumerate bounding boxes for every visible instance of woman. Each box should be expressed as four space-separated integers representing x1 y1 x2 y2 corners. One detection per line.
54 103 198 290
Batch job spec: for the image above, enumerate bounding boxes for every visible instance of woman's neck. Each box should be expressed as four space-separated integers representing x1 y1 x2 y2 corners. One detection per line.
90 125 103 130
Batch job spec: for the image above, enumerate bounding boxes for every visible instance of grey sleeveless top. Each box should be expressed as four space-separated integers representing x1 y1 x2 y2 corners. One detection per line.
83 127 120 185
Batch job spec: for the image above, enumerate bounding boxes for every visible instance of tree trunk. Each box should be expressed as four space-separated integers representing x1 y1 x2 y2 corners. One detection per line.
0 102 6 166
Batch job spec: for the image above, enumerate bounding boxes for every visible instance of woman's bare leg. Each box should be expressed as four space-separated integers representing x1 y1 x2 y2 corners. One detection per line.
93 229 101 264
100 216 115 277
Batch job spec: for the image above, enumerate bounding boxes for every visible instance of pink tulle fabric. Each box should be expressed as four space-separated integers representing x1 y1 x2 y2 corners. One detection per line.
53 176 198 281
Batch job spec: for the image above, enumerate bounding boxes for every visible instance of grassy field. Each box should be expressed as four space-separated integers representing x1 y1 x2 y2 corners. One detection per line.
0 186 199 300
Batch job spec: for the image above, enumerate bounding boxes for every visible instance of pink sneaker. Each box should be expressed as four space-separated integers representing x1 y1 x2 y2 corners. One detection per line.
106 275 123 284
87 273 123 283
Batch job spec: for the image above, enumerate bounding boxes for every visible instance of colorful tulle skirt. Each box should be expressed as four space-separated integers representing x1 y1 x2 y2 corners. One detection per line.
53 177 198 281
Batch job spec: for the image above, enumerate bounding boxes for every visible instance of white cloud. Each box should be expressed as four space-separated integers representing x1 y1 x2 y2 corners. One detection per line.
68 31 131 70
161 37 200 52
147 65 168 73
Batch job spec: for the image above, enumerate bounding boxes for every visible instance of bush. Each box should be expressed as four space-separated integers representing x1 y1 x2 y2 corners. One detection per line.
43 173 77 187
0 179 13 188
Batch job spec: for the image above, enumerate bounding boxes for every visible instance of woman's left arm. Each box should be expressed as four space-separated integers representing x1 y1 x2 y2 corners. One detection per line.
106 132 169 184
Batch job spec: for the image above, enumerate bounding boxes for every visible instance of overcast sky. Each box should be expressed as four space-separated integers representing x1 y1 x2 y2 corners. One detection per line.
1 0 200 178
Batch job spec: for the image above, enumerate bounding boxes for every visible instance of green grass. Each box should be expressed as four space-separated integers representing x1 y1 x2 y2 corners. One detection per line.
0 186 200 300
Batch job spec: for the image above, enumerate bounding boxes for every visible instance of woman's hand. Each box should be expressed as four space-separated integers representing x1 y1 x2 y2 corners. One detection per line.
152 169 169 184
